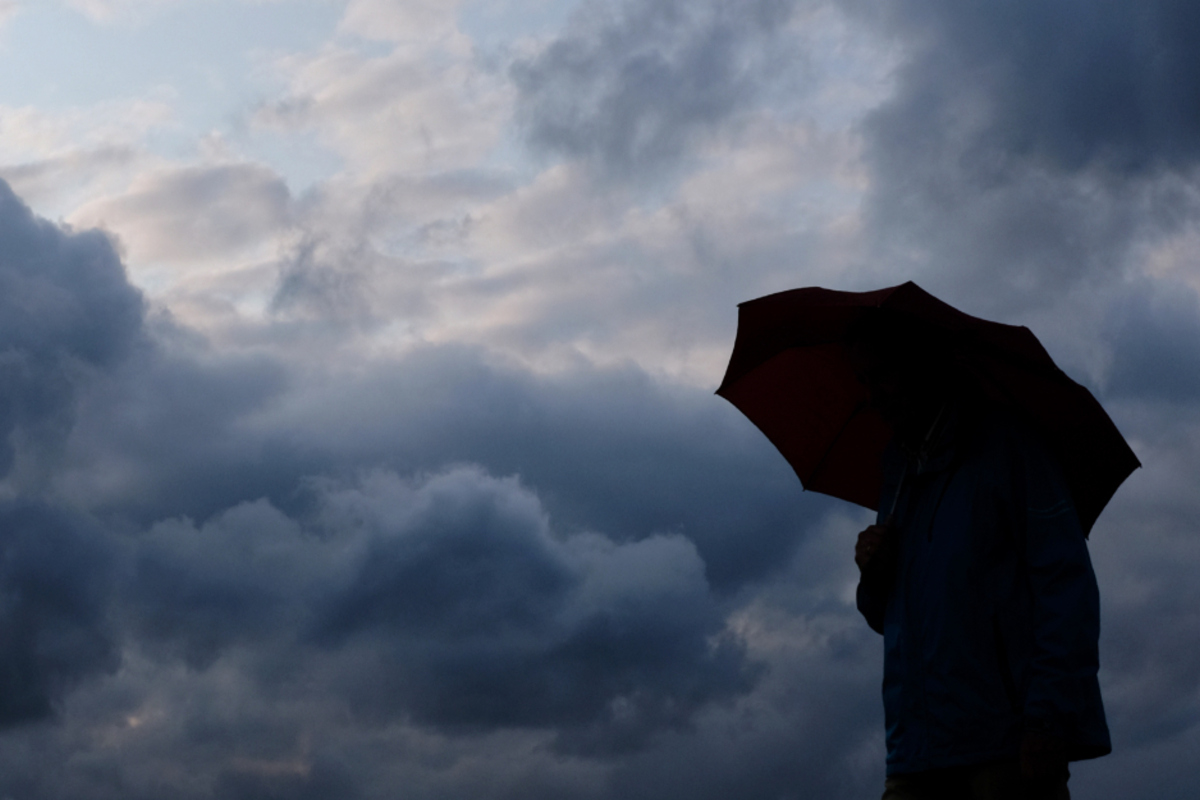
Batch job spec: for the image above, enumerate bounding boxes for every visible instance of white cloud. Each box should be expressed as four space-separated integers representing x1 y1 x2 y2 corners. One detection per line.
70 161 292 266
226 0 889 384
379 115 870 383
62 0 182 23
0 100 174 163
0 99 175 218
0 1 18 28
339 0 469 54
255 40 511 177
0 145 142 217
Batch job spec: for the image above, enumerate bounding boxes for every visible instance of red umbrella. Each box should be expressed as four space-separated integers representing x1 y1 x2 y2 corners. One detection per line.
715 281 1139 535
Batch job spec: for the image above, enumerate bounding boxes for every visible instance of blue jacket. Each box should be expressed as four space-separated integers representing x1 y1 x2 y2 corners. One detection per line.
857 407 1111 775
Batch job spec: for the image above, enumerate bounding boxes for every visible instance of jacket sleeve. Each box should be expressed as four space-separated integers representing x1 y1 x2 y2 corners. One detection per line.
1016 431 1112 759
857 518 901 635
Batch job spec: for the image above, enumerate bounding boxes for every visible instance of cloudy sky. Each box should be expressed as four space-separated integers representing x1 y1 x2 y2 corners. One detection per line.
0 0 1197 797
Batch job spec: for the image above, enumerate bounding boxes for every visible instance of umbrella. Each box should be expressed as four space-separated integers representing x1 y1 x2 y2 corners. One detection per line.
715 281 1139 535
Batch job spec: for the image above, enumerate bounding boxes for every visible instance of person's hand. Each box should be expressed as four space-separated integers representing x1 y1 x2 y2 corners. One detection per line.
855 525 889 571
1020 729 1067 784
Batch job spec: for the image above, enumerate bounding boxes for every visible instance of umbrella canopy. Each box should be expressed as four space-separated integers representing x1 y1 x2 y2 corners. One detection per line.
716 281 1140 535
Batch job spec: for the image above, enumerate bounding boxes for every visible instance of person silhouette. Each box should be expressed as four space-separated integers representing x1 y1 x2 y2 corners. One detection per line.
851 319 1110 800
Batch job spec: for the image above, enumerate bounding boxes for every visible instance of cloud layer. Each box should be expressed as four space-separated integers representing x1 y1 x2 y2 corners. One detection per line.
0 0 1198 797
513 0 807 177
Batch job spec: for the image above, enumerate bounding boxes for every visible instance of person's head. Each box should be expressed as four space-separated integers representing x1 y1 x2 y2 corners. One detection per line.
847 310 959 446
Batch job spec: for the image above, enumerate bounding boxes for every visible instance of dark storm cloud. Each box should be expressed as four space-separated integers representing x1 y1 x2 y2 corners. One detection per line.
0 178 145 478
313 469 755 752
61 326 291 522
125 499 311 668
864 0 1200 176
0 502 119 728
0 179 144 728
215 759 363 800
513 0 805 176
0 307 829 786
63 341 821 591
853 0 1200 306
1104 279 1200 402
123 467 758 753
253 346 824 592
42 321 818 770
594 514 887 800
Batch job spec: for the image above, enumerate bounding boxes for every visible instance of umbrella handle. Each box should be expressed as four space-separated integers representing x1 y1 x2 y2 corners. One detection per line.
882 462 908 527
880 399 950 526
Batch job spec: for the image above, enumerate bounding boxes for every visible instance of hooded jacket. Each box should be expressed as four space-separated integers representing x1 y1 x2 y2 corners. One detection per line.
857 405 1111 776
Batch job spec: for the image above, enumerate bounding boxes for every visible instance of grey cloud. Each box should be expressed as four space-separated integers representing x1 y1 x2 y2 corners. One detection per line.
0 179 142 730
0 178 145 481
260 346 825 592
124 467 758 753
601 516 886 800
862 0 1200 177
1104 279 1200 402
1074 726 1200 800
62 341 821 591
253 95 315 131
270 235 372 322
0 501 119 727
866 157 1158 311
512 0 805 177
46 324 819 760
0 475 868 800
215 759 363 800
57 310 291 523
1070 423 1200 799
850 0 1200 312
269 169 515 326
0 180 143 367
126 499 313 669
